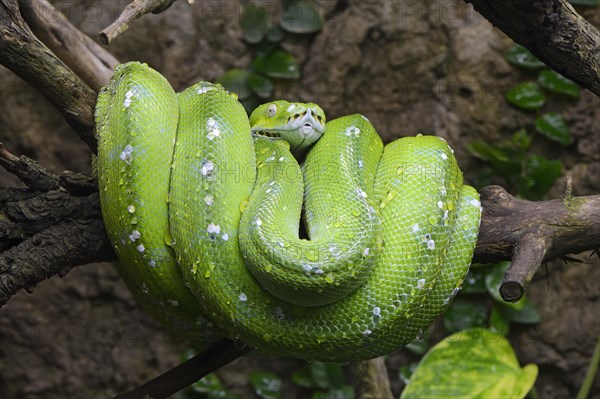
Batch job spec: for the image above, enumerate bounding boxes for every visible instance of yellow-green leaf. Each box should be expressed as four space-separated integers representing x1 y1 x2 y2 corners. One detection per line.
401 328 538 399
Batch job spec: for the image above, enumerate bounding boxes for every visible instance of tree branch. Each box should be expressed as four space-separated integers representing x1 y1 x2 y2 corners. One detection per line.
18 0 119 91
466 0 600 96
475 185 600 301
113 339 251 399
348 357 394 399
0 0 99 152
99 0 188 45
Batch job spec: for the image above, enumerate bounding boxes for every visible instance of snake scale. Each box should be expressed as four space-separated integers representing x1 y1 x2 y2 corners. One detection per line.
95 62 481 362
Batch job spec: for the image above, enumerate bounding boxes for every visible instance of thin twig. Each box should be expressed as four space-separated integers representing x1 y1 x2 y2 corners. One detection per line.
99 0 181 45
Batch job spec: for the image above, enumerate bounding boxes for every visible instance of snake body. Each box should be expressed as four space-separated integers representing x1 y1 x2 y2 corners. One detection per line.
96 62 481 362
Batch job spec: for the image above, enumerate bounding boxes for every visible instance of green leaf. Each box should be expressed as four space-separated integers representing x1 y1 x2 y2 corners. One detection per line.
312 386 354 399
281 0 324 34
505 82 545 110
507 298 541 325
443 298 488 333
485 262 525 309
292 364 316 388
505 45 545 70
520 155 562 200
535 113 572 145
538 69 581 98
240 5 270 44
467 141 509 163
189 373 222 394
398 362 419 385
461 266 489 294
241 96 261 115
567 0 599 6
266 25 286 43
248 73 274 98
489 303 511 335
249 371 282 399
310 362 345 389
405 335 429 355
252 49 300 79
401 328 538 399
512 129 532 150
217 69 251 100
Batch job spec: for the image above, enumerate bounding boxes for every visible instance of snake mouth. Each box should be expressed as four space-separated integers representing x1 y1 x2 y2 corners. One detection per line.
289 109 325 136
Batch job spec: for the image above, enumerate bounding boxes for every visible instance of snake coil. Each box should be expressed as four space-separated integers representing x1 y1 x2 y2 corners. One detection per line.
96 62 481 362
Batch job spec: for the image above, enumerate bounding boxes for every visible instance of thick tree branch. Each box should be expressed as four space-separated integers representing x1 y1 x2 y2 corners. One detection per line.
475 185 600 301
0 0 98 152
18 0 119 91
466 0 600 96
99 0 189 44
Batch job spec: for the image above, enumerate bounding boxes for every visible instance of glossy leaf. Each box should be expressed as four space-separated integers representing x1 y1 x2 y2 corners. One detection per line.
292 364 316 388
189 373 223 394
505 82 545 110
507 298 541 324
266 25 286 42
538 69 580 98
241 5 270 44
467 141 509 163
405 335 429 355
249 371 282 399
310 362 345 389
535 113 572 145
281 0 324 34
183 373 240 399
444 298 488 333
217 69 251 100
512 129 532 150
252 49 300 79
401 328 538 399
398 362 419 385
520 155 563 200
461 266 489 294
489 303 511 335
505 45 545 70
312 386 354 399
248 72 274 98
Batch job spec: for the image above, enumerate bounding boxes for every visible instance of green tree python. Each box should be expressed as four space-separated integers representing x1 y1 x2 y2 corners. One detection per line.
95 62 481 362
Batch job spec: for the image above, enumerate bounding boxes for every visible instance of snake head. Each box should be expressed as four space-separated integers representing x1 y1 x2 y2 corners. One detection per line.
249 100 326 156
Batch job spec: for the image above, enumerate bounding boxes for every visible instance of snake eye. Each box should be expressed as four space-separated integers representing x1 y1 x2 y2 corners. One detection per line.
266 104 277 117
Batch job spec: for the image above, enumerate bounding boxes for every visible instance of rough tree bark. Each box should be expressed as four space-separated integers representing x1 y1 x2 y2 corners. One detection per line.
466 0 600 96
1 0 599 399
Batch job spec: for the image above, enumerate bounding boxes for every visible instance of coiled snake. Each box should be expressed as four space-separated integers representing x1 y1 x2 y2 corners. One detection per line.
95 62 481 362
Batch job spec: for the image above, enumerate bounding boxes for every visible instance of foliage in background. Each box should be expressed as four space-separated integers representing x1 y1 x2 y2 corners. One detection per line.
175 351 354 399
218 0 323 113
469 44 581 201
